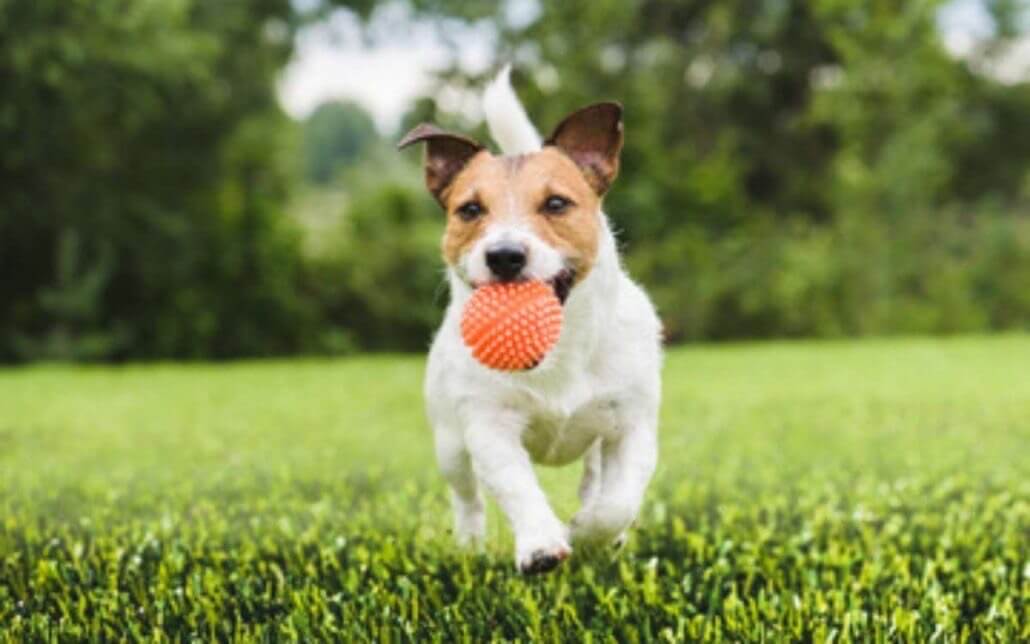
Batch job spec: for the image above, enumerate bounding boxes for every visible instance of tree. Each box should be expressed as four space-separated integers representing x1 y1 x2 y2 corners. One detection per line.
303 101 379 184
399 0 1030 340
0 0 318 360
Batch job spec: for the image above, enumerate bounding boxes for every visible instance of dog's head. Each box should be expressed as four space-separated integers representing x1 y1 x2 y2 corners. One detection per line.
398 103 623 303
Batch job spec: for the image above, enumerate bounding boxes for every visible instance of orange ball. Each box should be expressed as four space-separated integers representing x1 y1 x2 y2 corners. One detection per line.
461 280 563 371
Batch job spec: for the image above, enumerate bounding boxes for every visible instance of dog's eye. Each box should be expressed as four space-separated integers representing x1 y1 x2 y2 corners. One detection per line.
541 195 572 215
455 200 485 221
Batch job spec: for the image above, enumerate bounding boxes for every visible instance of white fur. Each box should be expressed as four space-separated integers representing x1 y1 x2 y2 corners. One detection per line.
426 69 662 573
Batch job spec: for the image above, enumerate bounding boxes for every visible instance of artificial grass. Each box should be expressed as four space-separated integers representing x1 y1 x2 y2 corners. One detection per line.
0 336 1027 640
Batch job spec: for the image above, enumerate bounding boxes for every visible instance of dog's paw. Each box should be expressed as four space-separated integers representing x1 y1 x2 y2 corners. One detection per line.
612 531 628 550
453 508 486 550
453 528 486 551
570 502 636 547
519 548 570 575
515 530 571 575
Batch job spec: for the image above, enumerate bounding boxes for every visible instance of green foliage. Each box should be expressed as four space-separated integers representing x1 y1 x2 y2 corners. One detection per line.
11 229 127 361
0 338 1028 639
302 101 379 184
306 147 446 352
0 0 317 361
636 210 1030 341
3 0 1030 360
406 0 1030 343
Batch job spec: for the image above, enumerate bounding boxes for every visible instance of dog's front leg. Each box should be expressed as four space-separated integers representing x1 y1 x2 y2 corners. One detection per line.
571 410 658 547
464 408 571 574
434 426 486 548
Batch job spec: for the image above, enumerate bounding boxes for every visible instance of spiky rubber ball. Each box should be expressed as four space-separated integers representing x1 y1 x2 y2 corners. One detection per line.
460 280 563 371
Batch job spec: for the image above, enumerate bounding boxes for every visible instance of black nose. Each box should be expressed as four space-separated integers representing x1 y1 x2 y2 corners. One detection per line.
485 243 527 281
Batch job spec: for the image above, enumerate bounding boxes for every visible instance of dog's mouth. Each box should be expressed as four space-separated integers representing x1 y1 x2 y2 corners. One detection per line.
467 268 577 305
548 269 576 304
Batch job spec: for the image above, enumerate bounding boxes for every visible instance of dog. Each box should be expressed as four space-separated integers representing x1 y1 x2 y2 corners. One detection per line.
399 67 661 575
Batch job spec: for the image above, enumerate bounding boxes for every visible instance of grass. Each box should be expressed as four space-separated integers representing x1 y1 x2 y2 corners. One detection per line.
0 336 1027 641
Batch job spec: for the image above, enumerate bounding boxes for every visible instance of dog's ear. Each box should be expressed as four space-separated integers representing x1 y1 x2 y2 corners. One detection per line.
545 102 624 195
398 124 485 205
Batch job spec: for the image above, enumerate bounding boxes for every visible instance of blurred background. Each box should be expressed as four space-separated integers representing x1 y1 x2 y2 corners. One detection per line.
2 0 1028 363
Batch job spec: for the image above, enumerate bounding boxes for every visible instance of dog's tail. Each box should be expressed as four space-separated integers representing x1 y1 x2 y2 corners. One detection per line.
483 65 541 155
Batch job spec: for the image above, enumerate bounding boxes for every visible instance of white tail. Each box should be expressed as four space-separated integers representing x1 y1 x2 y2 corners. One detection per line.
482 65 542 155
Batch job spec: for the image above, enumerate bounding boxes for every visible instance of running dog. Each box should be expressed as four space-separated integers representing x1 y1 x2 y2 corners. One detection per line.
399 68 661 574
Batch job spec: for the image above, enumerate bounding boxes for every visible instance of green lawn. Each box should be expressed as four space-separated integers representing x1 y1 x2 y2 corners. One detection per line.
0 337 1027 641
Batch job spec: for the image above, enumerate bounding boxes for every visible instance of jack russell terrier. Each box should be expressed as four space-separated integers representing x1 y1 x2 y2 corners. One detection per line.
399 67 661 575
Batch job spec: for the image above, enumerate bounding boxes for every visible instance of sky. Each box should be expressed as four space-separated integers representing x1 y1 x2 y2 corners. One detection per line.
277 2 501 132
278 0 1029 134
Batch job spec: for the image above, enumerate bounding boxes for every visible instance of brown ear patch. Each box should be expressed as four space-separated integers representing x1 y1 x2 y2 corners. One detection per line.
545 102 624 195
398 123 486 204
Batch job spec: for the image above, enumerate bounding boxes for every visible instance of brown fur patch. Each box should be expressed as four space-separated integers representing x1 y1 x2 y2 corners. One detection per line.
440 148 602 283
518 149 601 281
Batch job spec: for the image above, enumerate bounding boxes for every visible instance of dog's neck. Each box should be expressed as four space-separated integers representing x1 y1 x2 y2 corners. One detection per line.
446 212 621 379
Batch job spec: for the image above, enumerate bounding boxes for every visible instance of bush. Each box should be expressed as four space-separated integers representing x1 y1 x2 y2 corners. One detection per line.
306 149 446 353
627 209 1030 343
303 102 379 185
0 0 317 362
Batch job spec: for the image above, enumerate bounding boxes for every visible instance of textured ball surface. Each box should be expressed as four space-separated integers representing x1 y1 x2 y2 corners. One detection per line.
461 280 563 371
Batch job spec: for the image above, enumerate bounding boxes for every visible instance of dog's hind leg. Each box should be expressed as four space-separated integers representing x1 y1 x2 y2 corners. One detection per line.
571 407 658 547
434 426 486 548
578 439 602 508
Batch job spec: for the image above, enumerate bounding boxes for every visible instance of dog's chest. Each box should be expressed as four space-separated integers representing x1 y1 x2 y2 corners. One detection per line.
520 396 619 466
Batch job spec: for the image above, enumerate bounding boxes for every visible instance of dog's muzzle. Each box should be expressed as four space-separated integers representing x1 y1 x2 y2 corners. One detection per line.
485 242 527 282
479 241 576 304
